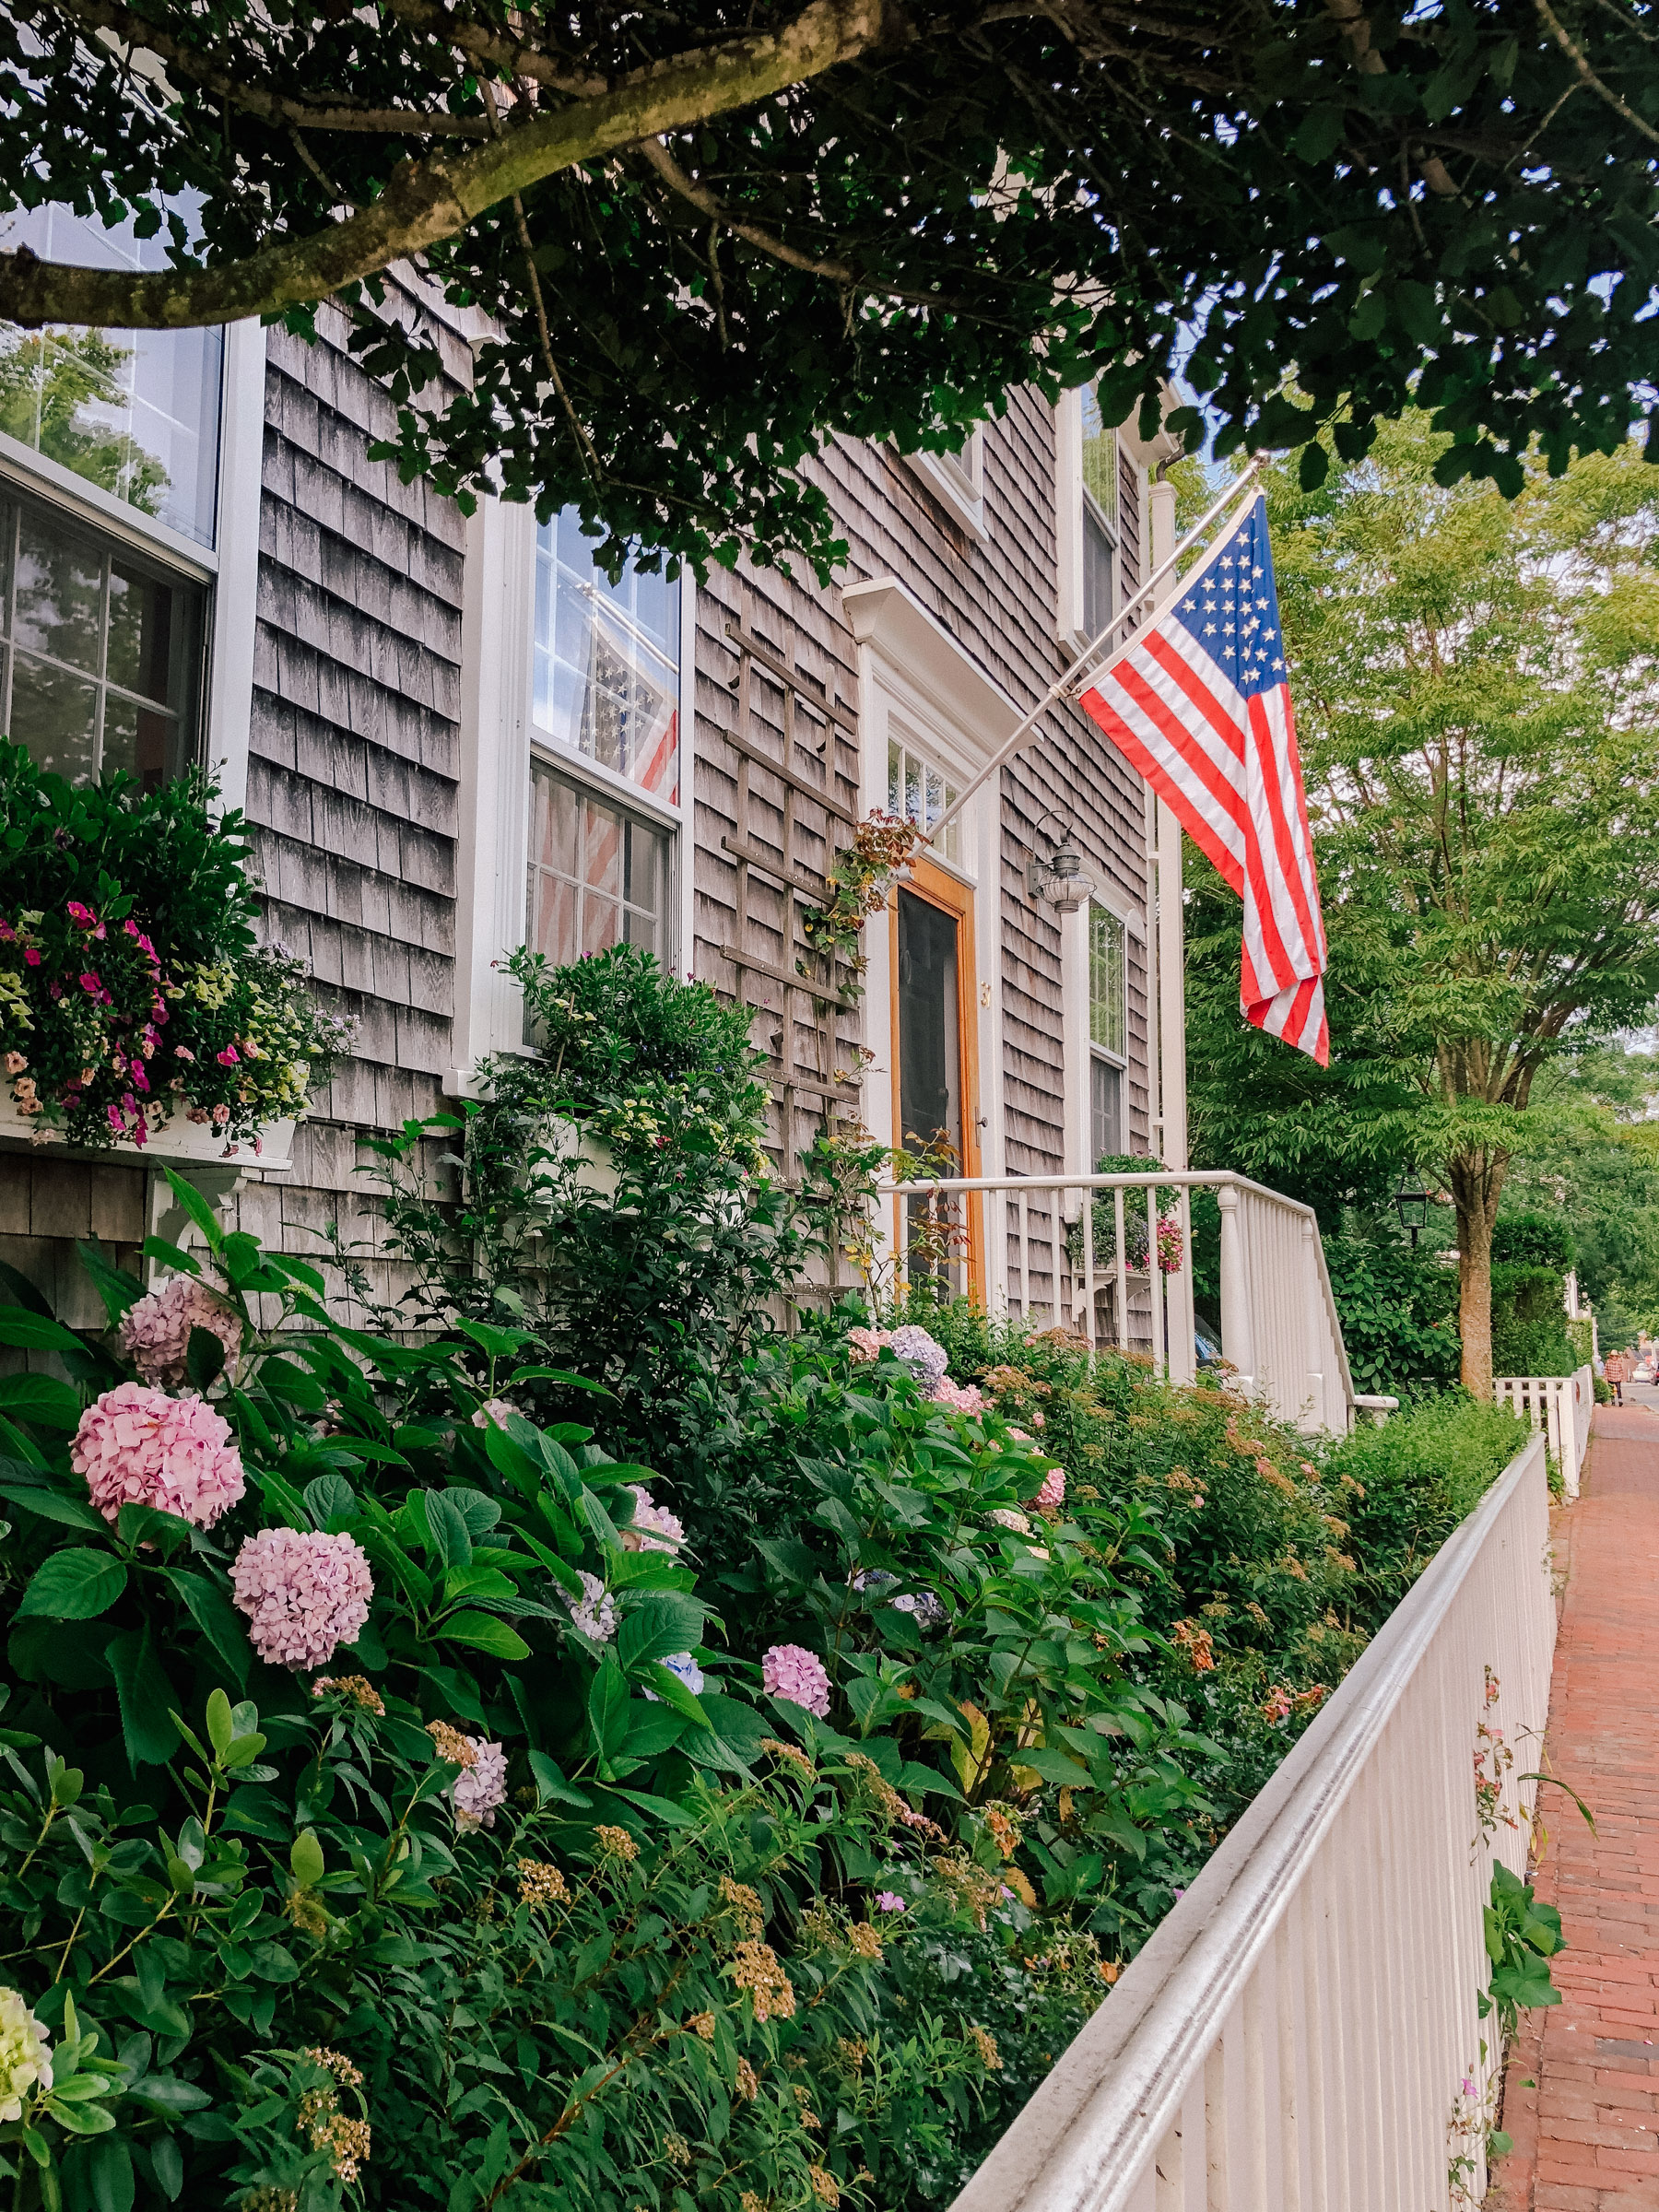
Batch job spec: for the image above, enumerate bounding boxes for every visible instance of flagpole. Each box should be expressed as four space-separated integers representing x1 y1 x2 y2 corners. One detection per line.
921 457 1265 851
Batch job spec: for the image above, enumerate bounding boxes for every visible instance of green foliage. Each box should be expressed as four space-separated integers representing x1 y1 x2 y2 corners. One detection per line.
1185 426 1659 1389
0 329 167 512
0 745 353 1148
3 0 1657 574
1479 1860 1565 2043
1322 1238 1460 1403
1321 1395 1528 1625
1491 1215 1576 1272
1490 1264 1577 1379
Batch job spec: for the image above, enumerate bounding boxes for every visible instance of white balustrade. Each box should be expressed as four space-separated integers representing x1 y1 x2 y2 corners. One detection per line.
875 1171 1356 1435
951 1431 1555 2212
1495 1365 1594 1499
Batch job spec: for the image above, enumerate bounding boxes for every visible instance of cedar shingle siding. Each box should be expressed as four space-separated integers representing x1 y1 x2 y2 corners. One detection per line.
1 335 1161 1319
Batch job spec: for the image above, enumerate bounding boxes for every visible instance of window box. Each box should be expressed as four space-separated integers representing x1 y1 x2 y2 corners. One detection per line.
0 1095 295 1169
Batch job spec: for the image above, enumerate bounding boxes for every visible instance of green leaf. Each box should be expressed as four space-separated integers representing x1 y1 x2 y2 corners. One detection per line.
73 1242 146 1321
159 1167 225 1251
303 1472 358 1529
167 1571 251 1687
88 2134 135 2212
148 2134 183 2202
205 1688 234 1757
0 1258 55 1316
587 1656 632 1764
17 1550 127 1620
0 1373 82 1430
254 1467 311 1532
290 1829 325 1887
0 1311 82 1352
107 1628 182 1769
618 1592 708 1676
641 1664 709 1729
439 1609 529 1660
453 1318 535 1358
683 1692 771 1774
185 1326 227 1391
424 1489 474 1571
0 1483 108 1534
527 1749 591 1807
46 2095 116 2135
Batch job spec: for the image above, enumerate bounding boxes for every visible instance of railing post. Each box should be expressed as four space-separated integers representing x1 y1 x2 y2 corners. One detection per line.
1300 1214 1325 1431
1218 1181 1255 1396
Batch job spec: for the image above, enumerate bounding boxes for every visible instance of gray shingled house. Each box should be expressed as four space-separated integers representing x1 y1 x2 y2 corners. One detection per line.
0 241 1194 1326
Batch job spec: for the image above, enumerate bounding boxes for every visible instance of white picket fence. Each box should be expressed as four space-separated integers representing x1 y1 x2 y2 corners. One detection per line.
876 1170 1356 1434
1495 1365 1594 1499
951 1431 1555 2212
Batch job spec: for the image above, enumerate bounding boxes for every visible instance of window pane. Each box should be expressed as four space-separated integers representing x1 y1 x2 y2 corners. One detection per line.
13 514 102 673
1089 904 1127 1059
9 650 99 781
1080 380 1118 530
534 511 680 802
1083 501 1115 641
1090 1055 1124 1163
525 759 670 1015
106 560 173 700
0 490 202 785
0 204 222 547
888 737 902 817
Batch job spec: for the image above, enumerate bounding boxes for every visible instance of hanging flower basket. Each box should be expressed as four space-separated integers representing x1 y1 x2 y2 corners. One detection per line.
0 746 353 1159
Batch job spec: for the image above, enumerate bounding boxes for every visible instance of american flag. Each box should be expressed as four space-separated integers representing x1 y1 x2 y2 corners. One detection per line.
1077 492 1329 1065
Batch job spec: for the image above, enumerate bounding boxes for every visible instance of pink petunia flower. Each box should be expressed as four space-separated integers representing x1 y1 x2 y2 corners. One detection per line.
72 1382 246 1529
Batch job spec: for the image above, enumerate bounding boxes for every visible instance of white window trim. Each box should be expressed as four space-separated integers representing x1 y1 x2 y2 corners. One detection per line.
0 316 267 815
1062 890 1145 1177
448 506 695 1094
898 429 988 542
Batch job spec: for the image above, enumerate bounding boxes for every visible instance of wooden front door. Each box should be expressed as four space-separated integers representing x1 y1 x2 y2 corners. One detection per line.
890 856 981 1297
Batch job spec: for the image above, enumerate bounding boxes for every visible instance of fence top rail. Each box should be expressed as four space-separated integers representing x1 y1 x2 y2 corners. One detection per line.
874 1169 1312 1216
950 1429 1548 2212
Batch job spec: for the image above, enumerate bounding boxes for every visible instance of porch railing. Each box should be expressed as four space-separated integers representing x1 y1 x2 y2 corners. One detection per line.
950 1430 1555 2212
875 1171 1356 1435
1496 1364 1594 1499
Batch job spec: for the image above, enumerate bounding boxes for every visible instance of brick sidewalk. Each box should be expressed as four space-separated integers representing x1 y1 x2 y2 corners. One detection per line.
1490 1402 1659 2211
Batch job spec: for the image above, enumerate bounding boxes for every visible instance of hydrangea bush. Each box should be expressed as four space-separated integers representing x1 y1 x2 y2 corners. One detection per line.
0 744 352 1153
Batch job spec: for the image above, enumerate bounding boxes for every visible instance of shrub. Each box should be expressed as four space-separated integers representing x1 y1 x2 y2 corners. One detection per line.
1492 1213 1577 1273
1322 1394 1529 1627
1490 1262 1578 1379
1322 1237 1460 1402
0 1185 1028 2212
0 745 350 1151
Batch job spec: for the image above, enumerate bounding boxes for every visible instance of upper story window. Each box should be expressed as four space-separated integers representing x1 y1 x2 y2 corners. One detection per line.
1088 900 1128 1159
0 205 223 549
1079 381 1119 643
888 734 960 865
898 426 988 541
0 482 203 788
533 510 680 804
526 757 669 977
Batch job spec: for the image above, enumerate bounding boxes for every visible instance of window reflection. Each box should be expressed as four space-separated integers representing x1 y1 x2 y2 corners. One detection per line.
533 510 680 802
0 488 201 787
525 759 669 1020
0 205 222 549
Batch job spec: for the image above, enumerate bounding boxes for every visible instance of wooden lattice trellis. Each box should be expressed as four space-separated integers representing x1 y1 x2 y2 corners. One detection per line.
704 615 866 1294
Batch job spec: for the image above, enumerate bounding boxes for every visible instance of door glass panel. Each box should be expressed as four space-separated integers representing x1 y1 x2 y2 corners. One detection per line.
898 888 961 1159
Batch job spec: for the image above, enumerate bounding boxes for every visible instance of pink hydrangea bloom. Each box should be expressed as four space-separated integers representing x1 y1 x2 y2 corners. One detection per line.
471 1398 518 1429
230 1528 373 1670
929 1377 987 1415
1006 1426 1031 1442
452 1736 509 1831
622 1485 685 1553
989 1507 1031 1535
118 1276 243 1388
72 1382 246 1529
846 1326 885 1363
1033 1468 1066 1513
762 1643 831 1718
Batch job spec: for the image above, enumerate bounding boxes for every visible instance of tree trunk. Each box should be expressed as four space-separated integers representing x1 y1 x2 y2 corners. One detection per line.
1449 1151 1508 1399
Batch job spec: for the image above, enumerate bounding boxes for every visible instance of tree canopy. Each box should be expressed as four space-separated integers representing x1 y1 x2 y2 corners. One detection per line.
1185 420 1659 1393
0 0 1655 572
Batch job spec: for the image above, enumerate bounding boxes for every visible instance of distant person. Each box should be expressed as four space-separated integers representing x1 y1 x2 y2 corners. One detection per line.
1606 1347 1632 1406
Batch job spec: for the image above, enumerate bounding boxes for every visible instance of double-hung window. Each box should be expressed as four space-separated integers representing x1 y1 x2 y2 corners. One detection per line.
0 202 223 787
1057 376 1124 655
525 510 680 973
1088 900 1128 1161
